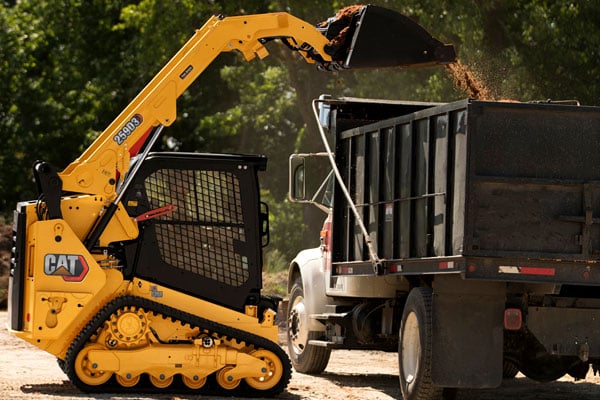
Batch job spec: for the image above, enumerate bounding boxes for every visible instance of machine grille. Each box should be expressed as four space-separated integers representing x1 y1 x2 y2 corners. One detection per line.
143 168 249 287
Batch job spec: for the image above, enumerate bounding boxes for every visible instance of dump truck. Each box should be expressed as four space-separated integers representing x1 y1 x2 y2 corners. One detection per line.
7 5 455 397
287 96 600 399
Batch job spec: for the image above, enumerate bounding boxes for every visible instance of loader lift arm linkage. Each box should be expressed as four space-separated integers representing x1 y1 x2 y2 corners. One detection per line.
35 12 345 253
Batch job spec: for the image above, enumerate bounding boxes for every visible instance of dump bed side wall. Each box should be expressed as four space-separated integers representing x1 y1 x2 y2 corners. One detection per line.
331 100 600 271
331 100 469 263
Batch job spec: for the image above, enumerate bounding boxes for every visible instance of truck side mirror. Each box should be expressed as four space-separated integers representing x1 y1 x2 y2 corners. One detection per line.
288 153 332 213
289 155 306 201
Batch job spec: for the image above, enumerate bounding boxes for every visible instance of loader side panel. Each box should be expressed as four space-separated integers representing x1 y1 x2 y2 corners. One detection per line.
8 208 28 331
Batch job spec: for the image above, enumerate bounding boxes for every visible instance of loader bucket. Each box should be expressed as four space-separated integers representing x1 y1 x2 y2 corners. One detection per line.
319 5 456 69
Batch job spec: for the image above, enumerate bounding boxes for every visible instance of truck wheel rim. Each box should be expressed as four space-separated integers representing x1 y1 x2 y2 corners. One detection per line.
401 311 421 386
288 295 308 355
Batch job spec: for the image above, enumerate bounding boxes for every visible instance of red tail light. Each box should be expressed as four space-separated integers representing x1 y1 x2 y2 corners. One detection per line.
504 308 522 330
321 214 333 271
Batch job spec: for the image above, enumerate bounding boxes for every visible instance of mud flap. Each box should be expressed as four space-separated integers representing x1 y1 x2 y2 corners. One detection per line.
431 275 505 388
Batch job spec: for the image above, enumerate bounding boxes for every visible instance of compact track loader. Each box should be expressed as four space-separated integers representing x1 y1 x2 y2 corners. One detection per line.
7 5 454 396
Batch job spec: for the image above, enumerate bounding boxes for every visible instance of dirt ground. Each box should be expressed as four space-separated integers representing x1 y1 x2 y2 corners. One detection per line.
1 311 600 400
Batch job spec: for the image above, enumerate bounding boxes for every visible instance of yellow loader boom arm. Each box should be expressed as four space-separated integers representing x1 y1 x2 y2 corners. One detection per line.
55 5 455 201
59 12 335 198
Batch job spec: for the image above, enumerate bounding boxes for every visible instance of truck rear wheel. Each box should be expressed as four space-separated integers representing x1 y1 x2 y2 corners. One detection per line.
287 279 331 374
517 331 575 382
399 287 443 400
518 355 574 382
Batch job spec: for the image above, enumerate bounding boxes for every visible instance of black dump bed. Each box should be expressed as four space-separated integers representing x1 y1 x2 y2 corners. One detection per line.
328 98 600 284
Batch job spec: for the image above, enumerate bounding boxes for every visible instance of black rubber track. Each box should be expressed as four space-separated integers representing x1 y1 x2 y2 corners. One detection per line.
62 295 292 397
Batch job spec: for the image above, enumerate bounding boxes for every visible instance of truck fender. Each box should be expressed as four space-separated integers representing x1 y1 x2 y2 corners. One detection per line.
287 247 335 332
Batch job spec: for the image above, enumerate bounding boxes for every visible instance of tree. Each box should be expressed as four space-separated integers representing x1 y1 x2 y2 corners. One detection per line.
1 0 598 266
0 0 140 210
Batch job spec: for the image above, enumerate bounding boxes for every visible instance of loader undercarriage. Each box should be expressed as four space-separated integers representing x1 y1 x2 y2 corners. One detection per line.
61 296 291 396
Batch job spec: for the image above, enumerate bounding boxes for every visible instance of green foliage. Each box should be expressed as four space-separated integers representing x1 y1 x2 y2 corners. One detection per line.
197 63 301 198
0 0 139 210
499 1 599 103
1 0 598 267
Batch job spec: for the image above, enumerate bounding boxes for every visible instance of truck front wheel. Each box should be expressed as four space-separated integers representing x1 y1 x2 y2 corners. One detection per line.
287 279 331 374
399 287 444 400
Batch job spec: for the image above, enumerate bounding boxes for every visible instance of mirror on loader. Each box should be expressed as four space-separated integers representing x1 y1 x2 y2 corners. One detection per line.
289 153 334 213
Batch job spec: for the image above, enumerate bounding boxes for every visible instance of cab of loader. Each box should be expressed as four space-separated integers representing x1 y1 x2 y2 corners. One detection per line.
118 152 270 312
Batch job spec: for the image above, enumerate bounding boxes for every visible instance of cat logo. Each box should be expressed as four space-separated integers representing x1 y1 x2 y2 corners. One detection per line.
44 254 89 282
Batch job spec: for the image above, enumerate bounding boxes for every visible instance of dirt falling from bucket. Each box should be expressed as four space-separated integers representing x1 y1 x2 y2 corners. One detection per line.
445 60 491 100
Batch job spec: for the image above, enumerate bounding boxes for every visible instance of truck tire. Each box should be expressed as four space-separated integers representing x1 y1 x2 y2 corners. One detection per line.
287 279 331 374
519 358 569 382
517 331 575 382
399 287 443 400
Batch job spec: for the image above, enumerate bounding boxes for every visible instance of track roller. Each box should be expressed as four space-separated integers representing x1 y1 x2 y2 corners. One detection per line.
149 374 174 388
216 366 241 390
115 373 140 387
182 374 208 389
74 344 112 386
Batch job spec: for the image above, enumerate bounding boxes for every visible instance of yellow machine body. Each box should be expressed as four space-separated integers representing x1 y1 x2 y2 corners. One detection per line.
11 195 284 394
